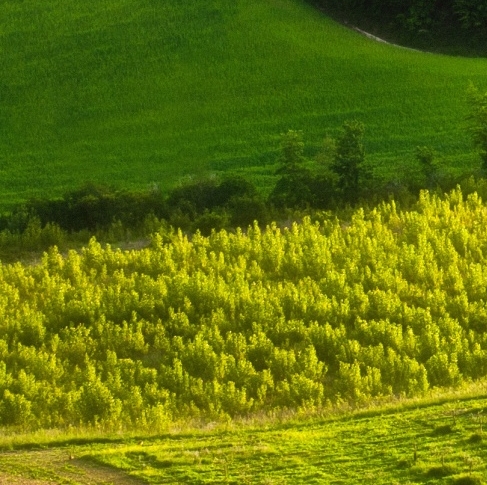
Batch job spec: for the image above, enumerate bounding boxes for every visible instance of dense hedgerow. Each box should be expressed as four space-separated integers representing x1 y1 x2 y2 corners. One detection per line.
1 187 487 430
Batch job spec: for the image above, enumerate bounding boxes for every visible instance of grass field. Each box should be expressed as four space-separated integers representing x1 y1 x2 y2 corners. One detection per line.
1 0 487 208
2 389 487 484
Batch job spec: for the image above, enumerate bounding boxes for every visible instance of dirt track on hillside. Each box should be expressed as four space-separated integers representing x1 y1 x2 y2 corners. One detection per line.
314 4 421 52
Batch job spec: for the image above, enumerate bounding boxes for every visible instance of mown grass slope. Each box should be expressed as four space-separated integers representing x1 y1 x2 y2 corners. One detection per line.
1 0 487 207
90 395 487 484
2 390 487 484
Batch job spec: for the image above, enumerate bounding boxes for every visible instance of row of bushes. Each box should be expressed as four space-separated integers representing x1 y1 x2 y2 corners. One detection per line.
0 173 471 263
1 97 486 259
0 177 265 235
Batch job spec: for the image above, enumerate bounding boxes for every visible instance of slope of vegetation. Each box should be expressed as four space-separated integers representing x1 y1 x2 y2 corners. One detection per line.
2 187 487 431
1 0 487 207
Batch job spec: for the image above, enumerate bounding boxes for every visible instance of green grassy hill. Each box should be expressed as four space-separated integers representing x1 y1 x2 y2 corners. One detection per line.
1 0 487 207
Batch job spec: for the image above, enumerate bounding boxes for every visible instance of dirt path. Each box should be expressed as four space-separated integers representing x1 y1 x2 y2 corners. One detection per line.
0 449 143 485
350 25 421 52
313 4 421 52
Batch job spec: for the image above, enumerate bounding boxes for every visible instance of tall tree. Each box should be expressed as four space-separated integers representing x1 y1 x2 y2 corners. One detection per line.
466 83 487 173
331 120 366 204
269 130 315 208
416 145 438 188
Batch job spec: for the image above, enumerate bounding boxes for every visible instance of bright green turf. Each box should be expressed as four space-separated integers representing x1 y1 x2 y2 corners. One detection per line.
91 402 487 484
2 390 487 484
1 0 486 207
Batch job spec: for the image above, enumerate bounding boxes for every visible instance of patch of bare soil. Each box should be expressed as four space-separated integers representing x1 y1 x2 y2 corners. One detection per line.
0 474 50 484
0 450 143 485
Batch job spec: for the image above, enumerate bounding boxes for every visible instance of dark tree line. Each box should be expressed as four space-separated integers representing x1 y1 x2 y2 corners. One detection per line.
311 0 487 55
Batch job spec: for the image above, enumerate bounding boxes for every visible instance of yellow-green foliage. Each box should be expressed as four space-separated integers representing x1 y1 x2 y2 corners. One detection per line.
2 187 487 430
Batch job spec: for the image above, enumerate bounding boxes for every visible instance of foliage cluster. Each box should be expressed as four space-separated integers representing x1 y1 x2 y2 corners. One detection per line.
269 84 487 208
0 174 268 261
467 84 487 173
2 188 487 430
3 175 264 235
269 122 369 208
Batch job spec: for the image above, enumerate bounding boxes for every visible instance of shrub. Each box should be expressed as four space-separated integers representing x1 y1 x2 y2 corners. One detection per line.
426 464 457 478
452 476 484 485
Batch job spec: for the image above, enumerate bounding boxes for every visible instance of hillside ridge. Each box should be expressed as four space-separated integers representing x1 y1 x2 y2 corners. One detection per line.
0 0 486 207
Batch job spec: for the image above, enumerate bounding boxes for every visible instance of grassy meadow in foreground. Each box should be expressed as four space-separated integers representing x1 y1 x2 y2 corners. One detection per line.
1 0 487 207
88 395 487 484
2 391 487 484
